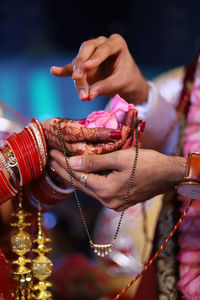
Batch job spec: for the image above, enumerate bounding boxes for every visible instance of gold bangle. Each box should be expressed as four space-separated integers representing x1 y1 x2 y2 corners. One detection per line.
28 123 46 168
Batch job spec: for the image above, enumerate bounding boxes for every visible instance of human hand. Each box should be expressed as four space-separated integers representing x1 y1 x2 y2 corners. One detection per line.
41 105 142 155
42 117 125 155
50 34 148 104
49 148 186 210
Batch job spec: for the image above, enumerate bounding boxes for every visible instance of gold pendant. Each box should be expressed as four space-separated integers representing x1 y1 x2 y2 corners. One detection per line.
90 240 115 257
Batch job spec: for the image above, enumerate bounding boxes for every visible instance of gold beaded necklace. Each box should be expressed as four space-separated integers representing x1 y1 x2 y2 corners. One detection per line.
58 119 139 257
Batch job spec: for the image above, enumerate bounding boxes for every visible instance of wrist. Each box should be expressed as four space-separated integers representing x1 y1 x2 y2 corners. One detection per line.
161 154 186 192
134 77 149 105
120 71 148 106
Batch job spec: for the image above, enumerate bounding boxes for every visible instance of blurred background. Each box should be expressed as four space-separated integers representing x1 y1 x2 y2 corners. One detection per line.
0 0 200 120
1 1 200 298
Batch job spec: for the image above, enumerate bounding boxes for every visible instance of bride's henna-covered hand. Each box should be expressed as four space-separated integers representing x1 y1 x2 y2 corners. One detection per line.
122 120 146 149
42 118 129 155
42 109 139 155
42 118 121 143
59 125 130 155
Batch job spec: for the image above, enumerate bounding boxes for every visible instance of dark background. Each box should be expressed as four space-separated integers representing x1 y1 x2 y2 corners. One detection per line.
0 0 200 67
1 0 200 121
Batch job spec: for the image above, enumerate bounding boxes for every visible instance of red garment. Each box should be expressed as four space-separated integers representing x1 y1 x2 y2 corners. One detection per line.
0 256 15 300
133 262 158 300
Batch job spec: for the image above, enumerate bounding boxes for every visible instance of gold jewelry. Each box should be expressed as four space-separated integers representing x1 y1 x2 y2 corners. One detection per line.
28 123 46 167
32 200 53 300
28 122 47 167
0 150 17 184
79 173 88 186
58 119 139 257
2 145 20 184
50 166 55 173
7 149 18 168
10 188 33 299
26 126 43 173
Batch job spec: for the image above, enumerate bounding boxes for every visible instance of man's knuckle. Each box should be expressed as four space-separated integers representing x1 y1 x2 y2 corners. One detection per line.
83 155 96 171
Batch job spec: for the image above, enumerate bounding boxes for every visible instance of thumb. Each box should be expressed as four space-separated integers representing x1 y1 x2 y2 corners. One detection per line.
68 152 121 172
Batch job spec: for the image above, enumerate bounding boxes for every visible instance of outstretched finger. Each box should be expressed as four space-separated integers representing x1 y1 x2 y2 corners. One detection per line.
50 63 73 77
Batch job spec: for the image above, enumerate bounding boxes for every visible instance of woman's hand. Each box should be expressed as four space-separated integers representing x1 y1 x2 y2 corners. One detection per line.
41 107 141 155
49 148 186 210
42 117 125 155
50 34 148 104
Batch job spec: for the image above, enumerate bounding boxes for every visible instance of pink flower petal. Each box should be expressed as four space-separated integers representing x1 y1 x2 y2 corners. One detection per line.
85 110 118 129
110 94 135 124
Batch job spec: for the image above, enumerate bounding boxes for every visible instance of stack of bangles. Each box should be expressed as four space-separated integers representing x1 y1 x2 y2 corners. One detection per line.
0 118 47 205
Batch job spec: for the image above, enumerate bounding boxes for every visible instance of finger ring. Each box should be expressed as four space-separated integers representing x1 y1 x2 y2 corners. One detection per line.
79 173 88 186
50 166 55 173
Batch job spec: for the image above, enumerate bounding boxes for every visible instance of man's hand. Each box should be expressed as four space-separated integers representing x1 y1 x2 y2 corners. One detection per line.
49 148 186 210
50 34 148 104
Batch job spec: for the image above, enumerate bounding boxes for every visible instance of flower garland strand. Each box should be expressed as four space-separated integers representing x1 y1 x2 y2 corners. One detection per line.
113 199 193 299
177 57 200 298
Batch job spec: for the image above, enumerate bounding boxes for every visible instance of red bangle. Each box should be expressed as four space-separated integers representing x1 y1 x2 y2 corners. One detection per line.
16 131 32 182
21 129 35 179
25 126 43 177
23 128 39 178
0 167 17 194
3 120 47 188
19 128 41 180
23 170 73 212
0 167 17 204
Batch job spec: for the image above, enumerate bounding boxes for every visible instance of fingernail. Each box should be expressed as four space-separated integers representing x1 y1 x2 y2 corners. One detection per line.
50 66 56 73
68 156 83 169
110 130 122 140
79 89 88 100
90 90 98 99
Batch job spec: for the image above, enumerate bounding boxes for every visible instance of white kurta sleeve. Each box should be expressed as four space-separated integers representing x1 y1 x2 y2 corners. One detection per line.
136 79 182 154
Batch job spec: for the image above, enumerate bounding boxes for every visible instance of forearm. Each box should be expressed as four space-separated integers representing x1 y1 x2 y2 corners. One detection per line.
130 151 187 206
0 119 47 205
